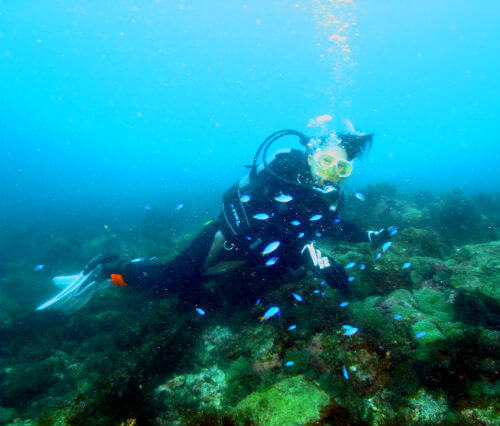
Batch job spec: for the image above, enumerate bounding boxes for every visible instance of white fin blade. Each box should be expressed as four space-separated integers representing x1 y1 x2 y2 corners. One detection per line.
52 274 82 289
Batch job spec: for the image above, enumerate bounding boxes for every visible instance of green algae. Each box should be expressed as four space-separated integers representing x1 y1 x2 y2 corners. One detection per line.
413 287 455 323
451 241 500 301
233 375 331 425
405 388 449 423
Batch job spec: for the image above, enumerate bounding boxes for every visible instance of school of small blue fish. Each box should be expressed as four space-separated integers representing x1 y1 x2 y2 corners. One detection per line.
188 212 408 385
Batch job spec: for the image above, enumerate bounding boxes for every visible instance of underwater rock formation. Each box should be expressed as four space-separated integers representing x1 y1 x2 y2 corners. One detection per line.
0 188 499 424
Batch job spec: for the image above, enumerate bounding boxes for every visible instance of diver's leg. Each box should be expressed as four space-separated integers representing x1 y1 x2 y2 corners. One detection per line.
121 222 220 296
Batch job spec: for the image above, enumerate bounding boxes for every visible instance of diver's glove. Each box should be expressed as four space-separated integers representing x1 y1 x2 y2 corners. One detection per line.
301 242 349 292
367 228 393 249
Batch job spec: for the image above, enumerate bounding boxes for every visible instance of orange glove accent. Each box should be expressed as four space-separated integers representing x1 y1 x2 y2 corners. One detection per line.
110 273 128 287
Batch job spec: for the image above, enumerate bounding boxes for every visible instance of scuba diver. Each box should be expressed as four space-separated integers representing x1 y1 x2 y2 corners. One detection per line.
36 129 390 313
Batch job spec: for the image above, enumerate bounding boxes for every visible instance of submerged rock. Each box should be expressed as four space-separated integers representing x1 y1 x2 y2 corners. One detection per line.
404 388 449 424
232 375 332 425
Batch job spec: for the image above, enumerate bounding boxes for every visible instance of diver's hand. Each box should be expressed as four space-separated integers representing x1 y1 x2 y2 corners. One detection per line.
367 228 393 249
301 243 349 292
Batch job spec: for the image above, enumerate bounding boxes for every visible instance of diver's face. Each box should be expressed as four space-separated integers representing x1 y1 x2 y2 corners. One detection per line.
308 145 352 185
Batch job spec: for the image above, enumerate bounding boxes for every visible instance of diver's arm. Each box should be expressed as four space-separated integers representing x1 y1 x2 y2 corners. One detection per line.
324 220 370 243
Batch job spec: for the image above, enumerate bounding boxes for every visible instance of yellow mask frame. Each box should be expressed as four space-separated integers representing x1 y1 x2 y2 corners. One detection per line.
310 147 353 181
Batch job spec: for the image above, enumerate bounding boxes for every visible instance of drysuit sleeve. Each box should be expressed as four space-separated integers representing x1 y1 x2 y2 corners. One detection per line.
323 220 370 243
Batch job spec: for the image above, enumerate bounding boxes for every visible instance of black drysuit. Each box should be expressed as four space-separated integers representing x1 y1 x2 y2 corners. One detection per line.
120 149 369 297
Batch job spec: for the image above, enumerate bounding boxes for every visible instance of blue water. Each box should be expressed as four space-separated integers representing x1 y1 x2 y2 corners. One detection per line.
1 0 499 229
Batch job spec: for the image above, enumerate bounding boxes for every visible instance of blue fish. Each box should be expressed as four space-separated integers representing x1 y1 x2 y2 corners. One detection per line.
316 232 322 237
290 220 301 226
343 367 349 380
292 293 303 302
274 194 293 203
253 213 270 220
390 228 399 236
261 306 280 321
144 204 152 210
339 302 349 308
348 276 355 282
344 327 359 336
415 331 427 339
375 252 382 260
403 262 412 269
342 325 359 336
195 307 205 316
310 214 323 221
288 325 297 330
393 314 403 320
33 264 45 271
345 262 356 269
334 218 341 223
313 290 320 294
285 361 294 367
359 264 366 270
262 241 280 255
382 241 392 252
265 257 278 266
320 280 326 286
240 195 251 203
355 192 366 201
298 232 305 238
175 202 184 210
255 299 261 305
321 292 326 296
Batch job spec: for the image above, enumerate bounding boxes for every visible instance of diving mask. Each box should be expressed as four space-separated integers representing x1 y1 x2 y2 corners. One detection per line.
310 146 353 181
